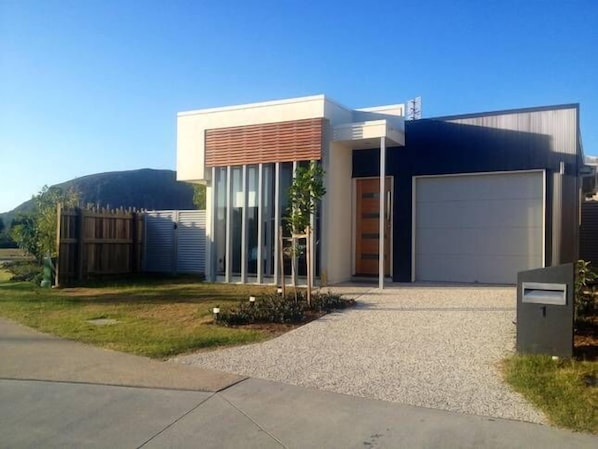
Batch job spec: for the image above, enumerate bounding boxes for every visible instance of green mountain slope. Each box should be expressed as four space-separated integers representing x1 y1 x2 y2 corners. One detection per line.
1 169 196 226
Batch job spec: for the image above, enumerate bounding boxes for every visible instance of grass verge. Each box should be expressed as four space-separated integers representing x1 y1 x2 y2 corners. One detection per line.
503 355 598 433
0 271 283 358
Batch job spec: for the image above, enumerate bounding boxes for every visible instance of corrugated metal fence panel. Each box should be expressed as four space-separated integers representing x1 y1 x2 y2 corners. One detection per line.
144 211 176 272
176 211 206 273
580 201 598 267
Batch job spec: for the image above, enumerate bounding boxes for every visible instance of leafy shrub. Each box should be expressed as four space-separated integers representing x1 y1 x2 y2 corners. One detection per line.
311 290 355 312
575 260 598 320
217 290 354 326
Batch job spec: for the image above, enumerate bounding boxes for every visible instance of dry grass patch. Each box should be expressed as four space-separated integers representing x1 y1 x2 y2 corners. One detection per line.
0 273 283 358
0 248 32 262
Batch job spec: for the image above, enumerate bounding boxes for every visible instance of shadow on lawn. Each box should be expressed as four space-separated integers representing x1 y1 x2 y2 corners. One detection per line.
59 287 270 305
1 276 277 306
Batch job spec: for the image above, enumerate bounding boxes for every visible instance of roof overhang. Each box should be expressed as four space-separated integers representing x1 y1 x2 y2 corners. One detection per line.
332 119 405 149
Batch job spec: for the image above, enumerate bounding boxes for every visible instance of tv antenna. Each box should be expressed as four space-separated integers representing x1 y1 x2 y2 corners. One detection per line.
407 96 422 120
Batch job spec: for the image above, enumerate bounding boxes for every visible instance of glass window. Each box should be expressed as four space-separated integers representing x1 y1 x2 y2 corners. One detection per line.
247 165 258 276
213 160 322 283
262 164 275 277
214 167 227 276
280 162 294 274
231 166 243 275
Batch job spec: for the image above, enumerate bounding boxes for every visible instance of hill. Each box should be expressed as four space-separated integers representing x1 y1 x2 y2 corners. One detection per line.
0 169 197 226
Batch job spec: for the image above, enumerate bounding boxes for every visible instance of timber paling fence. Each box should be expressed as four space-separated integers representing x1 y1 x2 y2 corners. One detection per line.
56 206 144 286
581 201 598 268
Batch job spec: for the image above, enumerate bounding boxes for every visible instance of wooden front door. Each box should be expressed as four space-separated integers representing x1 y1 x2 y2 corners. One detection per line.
355 178 392 276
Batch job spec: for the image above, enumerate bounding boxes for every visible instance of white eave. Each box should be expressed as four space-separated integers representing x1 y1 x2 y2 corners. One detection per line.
333 119 405 149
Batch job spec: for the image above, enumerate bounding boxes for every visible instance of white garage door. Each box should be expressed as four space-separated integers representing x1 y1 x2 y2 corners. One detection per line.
415 171 544 284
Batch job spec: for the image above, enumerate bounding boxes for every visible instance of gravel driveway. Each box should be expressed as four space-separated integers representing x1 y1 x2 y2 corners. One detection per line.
175 284 545 423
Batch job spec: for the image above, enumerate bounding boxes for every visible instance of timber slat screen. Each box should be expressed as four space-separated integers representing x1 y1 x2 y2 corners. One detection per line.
56 207 144 286
205 118 324 167
580 201 598 267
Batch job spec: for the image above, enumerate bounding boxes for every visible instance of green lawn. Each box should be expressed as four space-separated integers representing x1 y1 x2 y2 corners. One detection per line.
504 355 598 433
0 272 280 358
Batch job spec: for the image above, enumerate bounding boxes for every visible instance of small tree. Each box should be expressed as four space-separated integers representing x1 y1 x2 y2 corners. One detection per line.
10 214 40 260
285 162 326 304
10 186 79 261
575 259 598 320
192 184 206 209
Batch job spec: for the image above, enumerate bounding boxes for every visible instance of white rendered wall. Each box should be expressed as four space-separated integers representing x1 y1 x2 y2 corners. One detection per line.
177 116 206 183
322 142 353 284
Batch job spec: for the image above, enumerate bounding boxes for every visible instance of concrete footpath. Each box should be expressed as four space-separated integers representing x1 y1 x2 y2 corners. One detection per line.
1 318 596 449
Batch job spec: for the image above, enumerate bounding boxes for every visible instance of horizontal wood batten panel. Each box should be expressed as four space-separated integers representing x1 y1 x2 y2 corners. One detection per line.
205 118 324 167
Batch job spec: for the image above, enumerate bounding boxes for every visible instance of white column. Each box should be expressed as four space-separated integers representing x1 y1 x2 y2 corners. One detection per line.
225 166 232 283
208 167 216 281
257 163 263 284
241 165 247 283
274 162 280 285
379 137 386 290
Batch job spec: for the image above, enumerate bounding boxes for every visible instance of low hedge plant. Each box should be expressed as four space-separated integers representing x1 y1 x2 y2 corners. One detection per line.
217 290 354 325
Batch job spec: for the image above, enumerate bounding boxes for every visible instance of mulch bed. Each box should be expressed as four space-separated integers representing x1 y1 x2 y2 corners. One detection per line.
575 316 598 361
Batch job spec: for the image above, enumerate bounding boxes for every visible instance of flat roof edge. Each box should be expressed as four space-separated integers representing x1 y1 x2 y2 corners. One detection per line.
429 103 580 121
177 94 329 117
357 104 405 112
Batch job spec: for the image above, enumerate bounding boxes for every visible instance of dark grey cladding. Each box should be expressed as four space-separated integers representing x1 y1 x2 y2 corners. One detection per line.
352 104 581 282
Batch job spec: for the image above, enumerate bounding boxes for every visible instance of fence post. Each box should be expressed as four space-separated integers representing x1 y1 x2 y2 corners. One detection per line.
77 208 84 282
130 212 138 273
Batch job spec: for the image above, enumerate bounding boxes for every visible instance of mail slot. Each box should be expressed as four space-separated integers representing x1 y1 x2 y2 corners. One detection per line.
517 263 574 358
521 282 567 306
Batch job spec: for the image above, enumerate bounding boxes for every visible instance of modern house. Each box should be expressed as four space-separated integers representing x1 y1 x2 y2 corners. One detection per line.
177 95 593 286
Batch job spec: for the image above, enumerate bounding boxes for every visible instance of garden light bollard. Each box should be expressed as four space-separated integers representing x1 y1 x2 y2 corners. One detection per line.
249 296 256 305
277 287 283 295
212 307 220 323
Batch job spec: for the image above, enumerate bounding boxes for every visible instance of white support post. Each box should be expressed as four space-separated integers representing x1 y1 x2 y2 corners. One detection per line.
225 166 232 283
209 167 216 281
379 137 386 290
241 165 247 283
257 163 263 284
274 162 280 285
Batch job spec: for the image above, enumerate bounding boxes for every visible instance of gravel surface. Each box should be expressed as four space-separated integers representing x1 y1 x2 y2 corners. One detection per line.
175 285 545 423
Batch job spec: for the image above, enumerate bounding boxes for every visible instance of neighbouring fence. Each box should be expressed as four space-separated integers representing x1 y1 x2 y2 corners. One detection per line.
580 201 598 267
143 210 206 274
56 207 144 286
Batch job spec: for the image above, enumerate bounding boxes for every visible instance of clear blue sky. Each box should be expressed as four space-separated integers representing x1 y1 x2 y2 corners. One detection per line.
1 0 597 213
